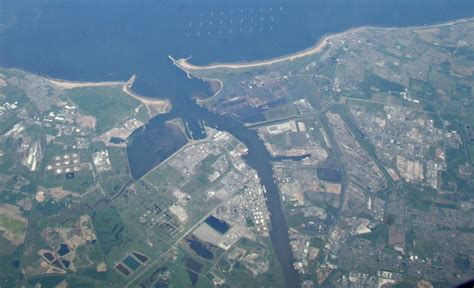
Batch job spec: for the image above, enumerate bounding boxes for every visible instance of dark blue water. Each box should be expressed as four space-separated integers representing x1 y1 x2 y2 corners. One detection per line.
187 239 214 260
185 257 202 286
1 0 473 99
127 119 188 179
109 136 126 144
1 1 473 287
204 215 230 234
57 244 70 256
316 168 343 183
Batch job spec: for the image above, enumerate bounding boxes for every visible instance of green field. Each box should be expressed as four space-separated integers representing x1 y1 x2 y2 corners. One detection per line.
67 86 142 133
0 215 26 235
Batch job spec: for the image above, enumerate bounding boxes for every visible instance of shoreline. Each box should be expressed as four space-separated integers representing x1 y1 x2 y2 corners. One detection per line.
46 74 171 117
168 55 223 105
45 78 125 89
172 34 330 70
195 78 223 105
122 74 172 116
173 17 473 72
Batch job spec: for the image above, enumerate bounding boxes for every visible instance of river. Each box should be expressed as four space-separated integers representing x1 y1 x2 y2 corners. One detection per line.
126 82 302 286
1 1 473 287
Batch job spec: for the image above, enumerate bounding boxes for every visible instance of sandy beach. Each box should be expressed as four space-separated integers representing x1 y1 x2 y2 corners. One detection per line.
46 78 125 89
46 74 171 117
122 75 172 117
173 17 473 72
172 34 331 71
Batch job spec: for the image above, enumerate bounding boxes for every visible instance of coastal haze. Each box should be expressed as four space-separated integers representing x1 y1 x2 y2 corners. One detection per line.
0 0 474 287
1 0 473 97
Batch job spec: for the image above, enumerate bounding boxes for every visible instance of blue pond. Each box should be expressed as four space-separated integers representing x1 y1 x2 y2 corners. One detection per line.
205 215 230 234
57 244 70 257
187 239 214 260
1 1 473 287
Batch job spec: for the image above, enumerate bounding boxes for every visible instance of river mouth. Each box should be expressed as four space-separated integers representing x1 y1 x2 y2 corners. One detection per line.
126 75 301 286
2 2 473 287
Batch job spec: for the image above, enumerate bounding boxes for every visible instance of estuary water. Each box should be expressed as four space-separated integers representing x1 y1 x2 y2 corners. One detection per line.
1 1 473 287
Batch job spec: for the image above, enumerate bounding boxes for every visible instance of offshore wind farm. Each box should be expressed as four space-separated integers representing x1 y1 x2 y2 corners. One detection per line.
185 6 283 38
0 1 473 287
